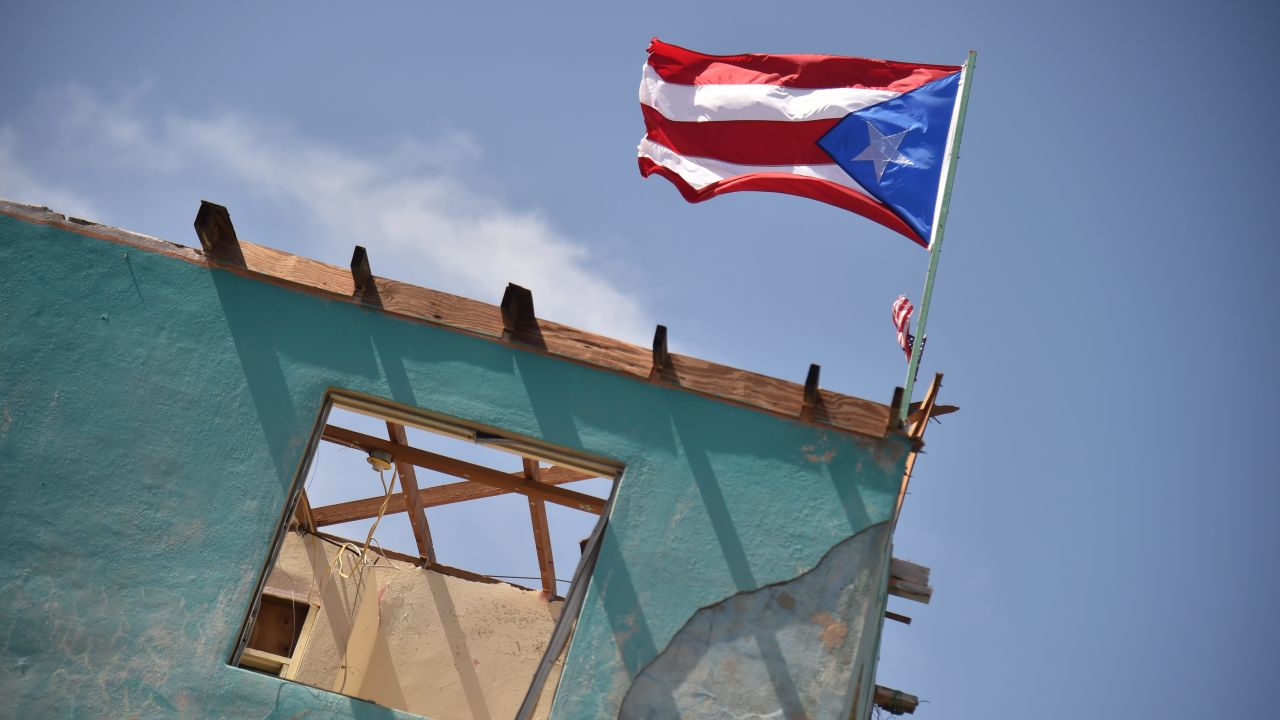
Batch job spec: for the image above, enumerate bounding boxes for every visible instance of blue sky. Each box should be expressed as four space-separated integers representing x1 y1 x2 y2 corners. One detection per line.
3 1 1277 717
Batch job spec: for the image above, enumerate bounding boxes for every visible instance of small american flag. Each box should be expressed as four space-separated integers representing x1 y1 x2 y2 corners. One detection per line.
892 295 915 361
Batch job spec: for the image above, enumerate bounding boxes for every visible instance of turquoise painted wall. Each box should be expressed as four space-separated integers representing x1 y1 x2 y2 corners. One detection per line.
0 211 909 719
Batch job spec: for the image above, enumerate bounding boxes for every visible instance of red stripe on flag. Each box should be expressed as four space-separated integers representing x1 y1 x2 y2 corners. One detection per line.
648 38 959 91
641 105 838 166
638 156 924 245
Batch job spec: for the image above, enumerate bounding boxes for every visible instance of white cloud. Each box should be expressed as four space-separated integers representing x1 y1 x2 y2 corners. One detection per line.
0 127 101 221
1 87 651 343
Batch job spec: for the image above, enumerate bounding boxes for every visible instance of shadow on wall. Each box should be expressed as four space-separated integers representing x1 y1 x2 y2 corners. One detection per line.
209 268 379 492
426 572 493 720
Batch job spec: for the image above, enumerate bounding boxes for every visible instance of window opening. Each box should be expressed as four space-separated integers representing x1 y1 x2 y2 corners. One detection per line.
232 394 620 720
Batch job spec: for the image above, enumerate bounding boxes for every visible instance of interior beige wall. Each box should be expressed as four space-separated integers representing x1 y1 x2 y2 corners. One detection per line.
263 531 565 720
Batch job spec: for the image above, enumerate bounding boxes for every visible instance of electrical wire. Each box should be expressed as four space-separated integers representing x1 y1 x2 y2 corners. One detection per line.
329 464 401 579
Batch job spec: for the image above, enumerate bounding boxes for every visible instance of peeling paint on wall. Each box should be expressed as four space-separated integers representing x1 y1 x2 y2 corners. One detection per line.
618 523 891 720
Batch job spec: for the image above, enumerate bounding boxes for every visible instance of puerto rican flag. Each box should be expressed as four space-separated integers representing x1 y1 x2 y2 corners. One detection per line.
638 39 964 248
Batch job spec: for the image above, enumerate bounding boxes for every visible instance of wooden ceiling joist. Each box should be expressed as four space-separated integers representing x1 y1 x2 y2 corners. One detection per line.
523 458 558 596
310 464 596 526
320 425 606 514
387 421 437 565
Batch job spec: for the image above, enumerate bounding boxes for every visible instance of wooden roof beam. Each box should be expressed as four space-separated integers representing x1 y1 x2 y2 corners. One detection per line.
321 425 605 513
387 421 437 564
310 464 597 526
523 458 558 596
6 200 894 438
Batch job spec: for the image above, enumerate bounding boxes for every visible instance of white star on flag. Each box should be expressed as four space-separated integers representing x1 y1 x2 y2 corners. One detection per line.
852 121 915 183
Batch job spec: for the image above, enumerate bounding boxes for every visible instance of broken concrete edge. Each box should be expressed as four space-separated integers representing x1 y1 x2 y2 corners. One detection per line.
613 521 894 717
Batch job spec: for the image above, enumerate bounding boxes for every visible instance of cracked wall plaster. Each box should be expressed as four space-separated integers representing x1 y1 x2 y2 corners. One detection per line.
617 523 891 720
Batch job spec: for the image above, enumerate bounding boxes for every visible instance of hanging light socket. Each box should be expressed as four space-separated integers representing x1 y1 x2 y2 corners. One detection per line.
366 449 394 472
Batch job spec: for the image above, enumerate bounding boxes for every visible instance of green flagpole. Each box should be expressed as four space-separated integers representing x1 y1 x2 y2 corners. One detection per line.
900 50 976 422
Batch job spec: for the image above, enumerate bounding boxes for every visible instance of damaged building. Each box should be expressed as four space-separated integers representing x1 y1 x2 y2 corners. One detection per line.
0 198 948 718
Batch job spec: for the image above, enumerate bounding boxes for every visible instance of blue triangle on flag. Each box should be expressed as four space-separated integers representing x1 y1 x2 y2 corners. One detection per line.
817 71 961 243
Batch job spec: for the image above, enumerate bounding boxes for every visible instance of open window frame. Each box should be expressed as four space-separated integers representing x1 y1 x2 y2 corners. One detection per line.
229 388 624 718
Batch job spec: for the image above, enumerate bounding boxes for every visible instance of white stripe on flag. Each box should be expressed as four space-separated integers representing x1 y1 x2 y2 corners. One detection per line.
640 65 901 123
638 138 873 195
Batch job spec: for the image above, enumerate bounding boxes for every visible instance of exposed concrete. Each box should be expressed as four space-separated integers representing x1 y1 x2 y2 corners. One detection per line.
617 523 891 720
263 532 565 719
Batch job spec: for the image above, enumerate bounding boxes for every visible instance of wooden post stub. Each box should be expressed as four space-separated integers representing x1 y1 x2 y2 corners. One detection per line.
350 246 373 297
803 364 821 409
501 283 536 338
799 363 821 420
651 325 670 375
193 200 239 255
888 386 905 432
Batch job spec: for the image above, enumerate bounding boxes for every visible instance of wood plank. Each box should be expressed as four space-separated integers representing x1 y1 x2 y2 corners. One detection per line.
887 577 932 604
874 685 919 714
387 421 437 564
884 610 912 625
907 373 943 440
524 458 557 596
2 199 895 439
310 464 597 526
894 451 919 525
293 490 317 534
321 425 605 514
895 373 945 524
890 557 931 587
